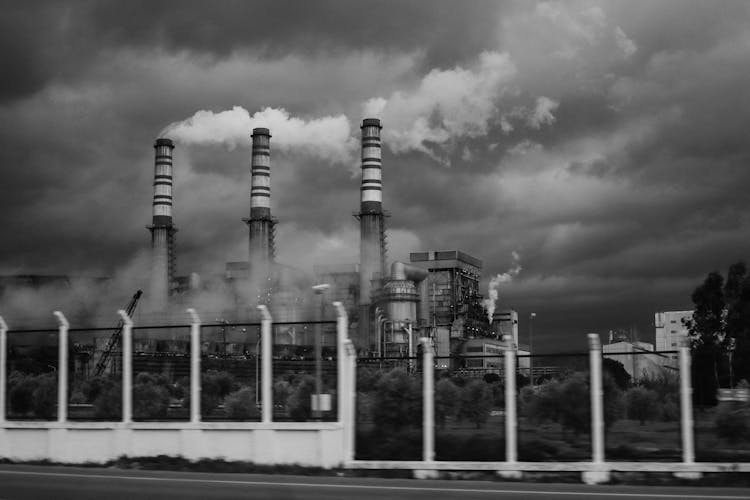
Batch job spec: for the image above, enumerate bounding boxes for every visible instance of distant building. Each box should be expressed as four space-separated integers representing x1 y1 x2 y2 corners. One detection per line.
603 340 670 381
655 310 692 360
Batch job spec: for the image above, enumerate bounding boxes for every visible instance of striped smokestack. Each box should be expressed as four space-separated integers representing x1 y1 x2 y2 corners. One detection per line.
148 138 177 310
357 118 386 351
244 128 275 296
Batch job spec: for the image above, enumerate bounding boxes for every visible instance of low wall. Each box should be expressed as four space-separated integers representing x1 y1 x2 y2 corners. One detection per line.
0 422 344 467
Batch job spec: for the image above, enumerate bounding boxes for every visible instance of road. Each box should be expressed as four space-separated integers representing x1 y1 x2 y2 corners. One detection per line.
1 465 749 500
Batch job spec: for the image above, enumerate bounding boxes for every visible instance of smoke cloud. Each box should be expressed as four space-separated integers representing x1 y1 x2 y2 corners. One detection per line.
362 51 518 162
163 106 356 164
484 251 522 323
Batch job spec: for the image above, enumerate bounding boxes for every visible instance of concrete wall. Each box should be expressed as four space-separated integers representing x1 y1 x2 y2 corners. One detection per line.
0 422 344 467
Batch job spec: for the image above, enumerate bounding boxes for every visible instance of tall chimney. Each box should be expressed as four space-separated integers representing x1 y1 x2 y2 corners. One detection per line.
148 138 177 310
244 128 275 300
357 118 386 351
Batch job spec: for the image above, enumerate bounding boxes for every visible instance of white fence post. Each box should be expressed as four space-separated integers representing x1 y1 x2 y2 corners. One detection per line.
258 305 273 423
421 337 434 462
334 302 348 425
679 338 695 464
503 334 517 463
54 311 69 423
187 308 201 424
118 309 133 423
0 315 7 424
343 339 356 462
588 333 604 464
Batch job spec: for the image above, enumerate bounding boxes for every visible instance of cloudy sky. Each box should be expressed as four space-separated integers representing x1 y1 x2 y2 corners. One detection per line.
2 0 749 349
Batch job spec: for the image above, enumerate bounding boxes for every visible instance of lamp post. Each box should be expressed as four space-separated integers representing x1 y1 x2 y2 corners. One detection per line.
312 283 330 420
529 312 536 386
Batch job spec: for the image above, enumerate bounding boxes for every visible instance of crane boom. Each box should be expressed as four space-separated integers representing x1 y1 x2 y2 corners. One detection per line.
93 290 142 376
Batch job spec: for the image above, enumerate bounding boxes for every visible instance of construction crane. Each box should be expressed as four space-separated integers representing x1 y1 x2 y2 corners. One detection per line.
93 290 142 377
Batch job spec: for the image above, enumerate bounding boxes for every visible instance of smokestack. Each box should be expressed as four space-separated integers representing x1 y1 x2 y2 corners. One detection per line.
244 127 276 298
148 138 177 310
357 118 386 351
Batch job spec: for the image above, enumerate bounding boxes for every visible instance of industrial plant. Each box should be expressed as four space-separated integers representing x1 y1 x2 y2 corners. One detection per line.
139 117 517 367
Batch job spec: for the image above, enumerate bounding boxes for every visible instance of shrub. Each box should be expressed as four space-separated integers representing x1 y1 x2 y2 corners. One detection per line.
224 387 259 420
8 371 57 419
625 387 659 425
459 379 493 429
435 378 459 428
715 406 749 440
286 375 315 421
31 373 57 419
9 373 36 415
92 379 122 420
133 372 170 419
372 368 421 430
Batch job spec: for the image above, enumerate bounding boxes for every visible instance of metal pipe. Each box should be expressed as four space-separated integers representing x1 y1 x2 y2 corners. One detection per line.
421 336 434 462
258 305 273 423
679 338 695 463
0 315 7 424
187 308 201 423
54 311 69 423
118 309 133 424
503 334 517 463
588 333 604 464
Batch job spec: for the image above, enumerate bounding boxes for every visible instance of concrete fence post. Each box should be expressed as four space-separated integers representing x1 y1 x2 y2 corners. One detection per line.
679 338 695 464
503 334 517 464
187 308 201 424
334 301 348 425
0 315 7 424
421 337 434 462
343 339 356 462
118 309 133 424
258 305 272 423
54 311 69 423
588 333 604 464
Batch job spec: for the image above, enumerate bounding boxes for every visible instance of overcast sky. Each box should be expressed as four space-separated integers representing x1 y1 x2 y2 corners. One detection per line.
1 0 749 349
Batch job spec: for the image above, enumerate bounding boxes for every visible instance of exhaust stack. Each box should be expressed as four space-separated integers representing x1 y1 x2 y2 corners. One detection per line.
148 138 177 310
357 118 387 350
244 127 276 298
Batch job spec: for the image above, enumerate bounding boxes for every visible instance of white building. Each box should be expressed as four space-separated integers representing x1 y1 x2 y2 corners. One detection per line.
655 310 692 359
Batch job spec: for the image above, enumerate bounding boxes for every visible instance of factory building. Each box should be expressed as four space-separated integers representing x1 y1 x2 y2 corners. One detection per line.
655 310 692 359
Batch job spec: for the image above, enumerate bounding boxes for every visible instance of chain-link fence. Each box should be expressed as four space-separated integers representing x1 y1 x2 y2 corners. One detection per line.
5 329 58 421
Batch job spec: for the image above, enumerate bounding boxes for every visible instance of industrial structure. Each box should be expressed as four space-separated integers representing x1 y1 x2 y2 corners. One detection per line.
354 119 388 351
147 138 177 310
243 128 277 301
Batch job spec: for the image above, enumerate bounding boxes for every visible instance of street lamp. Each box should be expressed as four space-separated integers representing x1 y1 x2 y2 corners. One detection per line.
529 312 536 386
312 283 330 420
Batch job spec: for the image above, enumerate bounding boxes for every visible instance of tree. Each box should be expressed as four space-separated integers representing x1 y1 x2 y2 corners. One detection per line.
459 380 493 429
624 387 659 425
224 387 259 420
133 372 170 420
602 358 631 390
372 368 421 430
687 262 750 404
434 378 460 429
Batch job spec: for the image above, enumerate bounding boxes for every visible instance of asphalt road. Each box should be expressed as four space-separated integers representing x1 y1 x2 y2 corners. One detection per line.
1 465 749 500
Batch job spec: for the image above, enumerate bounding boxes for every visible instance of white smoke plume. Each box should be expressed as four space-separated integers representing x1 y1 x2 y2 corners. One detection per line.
362 51 517 162
163 106 356 164
527 96 560 129
484 251 522 324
